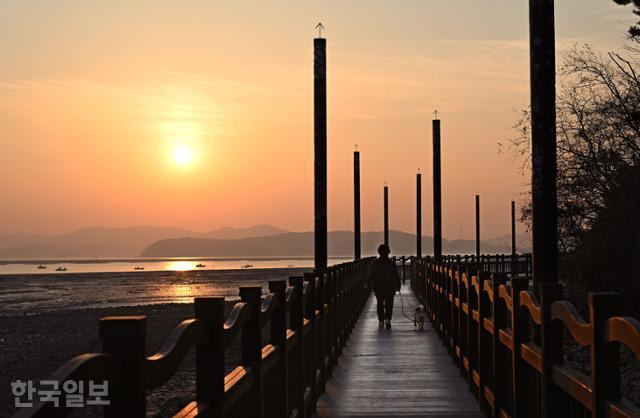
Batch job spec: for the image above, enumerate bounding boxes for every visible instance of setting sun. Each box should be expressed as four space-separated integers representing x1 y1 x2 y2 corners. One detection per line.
172 143 194 165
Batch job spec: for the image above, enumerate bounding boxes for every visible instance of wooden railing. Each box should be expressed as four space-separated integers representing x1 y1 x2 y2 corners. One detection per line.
410 256 640 418
439 253 532 276
16 258 374 418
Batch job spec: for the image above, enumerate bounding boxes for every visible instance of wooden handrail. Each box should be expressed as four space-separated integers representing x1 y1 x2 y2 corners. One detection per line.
605 316 640 359
408 254 640 418
145 319 210 388
223 302 251 349
471 275 480 292
285 286 296 310
498 284 512 312
552 365 592 409
519 290 542 325
483 280 494 302
14 354 122 418
550 301 591 346
303 281 311 298
259 293 279 326
461 274 469 290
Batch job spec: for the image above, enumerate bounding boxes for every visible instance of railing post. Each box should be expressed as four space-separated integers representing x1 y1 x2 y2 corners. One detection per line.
436 261 441 326
492 274 508 417
435 264 442 335
332 268 341 363
454 267 462 368
466 268 477 395
99 316 146 418
589 293 621 418
316 272 327 394
194 297 225 415
540 283 563 418
288 276 305 418
240 286 263 418
304 273 318 414
264 281 288 418
325 269 336 370
440 265 447 337
420 258 427 309
446 267 454 355
476 271 490 413
336 270 345 356
510 278 530 418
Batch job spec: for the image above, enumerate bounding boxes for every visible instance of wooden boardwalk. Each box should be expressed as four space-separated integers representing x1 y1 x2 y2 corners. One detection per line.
315 283 483 418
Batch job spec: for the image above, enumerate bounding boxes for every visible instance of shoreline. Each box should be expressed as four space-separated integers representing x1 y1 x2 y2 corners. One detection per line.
0 267 312 317
0 265 309 278
0 256 352 265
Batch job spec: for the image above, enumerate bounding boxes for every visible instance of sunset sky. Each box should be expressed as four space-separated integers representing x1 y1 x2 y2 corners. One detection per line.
0 1 635 239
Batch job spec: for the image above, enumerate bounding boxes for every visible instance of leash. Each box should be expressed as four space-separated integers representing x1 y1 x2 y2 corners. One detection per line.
397 289 414 322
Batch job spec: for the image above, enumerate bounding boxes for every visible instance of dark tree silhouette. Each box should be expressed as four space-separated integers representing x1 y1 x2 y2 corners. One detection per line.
613 0 640 40
568 164 640 314
506 45 640 250
503 45 640 311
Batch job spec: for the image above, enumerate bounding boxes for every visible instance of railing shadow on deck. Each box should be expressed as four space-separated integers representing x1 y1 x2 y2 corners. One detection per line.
15 258 374 418
409 255 640 418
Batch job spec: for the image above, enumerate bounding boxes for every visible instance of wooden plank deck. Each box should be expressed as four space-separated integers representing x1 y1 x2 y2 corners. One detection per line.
315 283 483 417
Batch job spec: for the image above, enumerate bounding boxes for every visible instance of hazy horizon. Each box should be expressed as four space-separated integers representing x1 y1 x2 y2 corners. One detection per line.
0 225 532 262
1 223 530 241
1 1 634 239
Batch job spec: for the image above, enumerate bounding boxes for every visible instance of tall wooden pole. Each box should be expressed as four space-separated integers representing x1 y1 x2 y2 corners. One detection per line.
433 118 442 261
384 185 389 247
354 148 361 260
511 201 517 255
314 36 327 272
529 0 558 288
417 171 422 258
475 194 481 257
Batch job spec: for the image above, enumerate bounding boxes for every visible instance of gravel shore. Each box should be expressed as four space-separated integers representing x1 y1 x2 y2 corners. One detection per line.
564 339 640 407
0 302 242 417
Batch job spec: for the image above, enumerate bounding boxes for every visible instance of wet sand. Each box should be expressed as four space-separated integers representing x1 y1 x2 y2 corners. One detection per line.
0 267 310 416
0 267 309 315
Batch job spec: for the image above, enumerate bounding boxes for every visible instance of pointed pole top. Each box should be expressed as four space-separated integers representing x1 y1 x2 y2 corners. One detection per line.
384 181 388 187
315 22 325 38
354 144 359 152
434 109 439 120
417 168 421 174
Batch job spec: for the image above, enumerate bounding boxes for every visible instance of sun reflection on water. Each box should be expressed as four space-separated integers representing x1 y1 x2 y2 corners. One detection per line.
172 284 194 300
165 261 195 271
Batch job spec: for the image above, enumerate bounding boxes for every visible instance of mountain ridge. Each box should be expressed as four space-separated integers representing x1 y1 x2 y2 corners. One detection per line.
141 230 532 258
0 225 291 258
0 225 532 259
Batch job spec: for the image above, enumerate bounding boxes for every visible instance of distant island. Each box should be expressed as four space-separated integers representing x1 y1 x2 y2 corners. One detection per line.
141 230 531 258
0 225 531 259
0 225 288 258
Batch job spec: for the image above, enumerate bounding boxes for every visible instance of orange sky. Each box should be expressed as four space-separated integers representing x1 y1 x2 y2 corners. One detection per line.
0 1 635 238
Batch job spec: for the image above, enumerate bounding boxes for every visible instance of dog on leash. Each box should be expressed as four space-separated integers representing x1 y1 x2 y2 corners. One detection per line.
413 305 427 330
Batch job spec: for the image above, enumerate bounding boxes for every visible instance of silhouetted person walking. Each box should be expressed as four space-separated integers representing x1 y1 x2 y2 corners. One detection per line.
369 244 401 329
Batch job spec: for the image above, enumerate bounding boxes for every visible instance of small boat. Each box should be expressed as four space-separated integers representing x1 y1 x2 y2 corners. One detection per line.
134 266 145 270
37 265 46 269
242 264 253 269
55 267 67 272
196 263 206 268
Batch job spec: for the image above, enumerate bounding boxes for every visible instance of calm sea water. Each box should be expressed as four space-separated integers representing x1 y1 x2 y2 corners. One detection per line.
0 257 351 275
0 257 353 315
